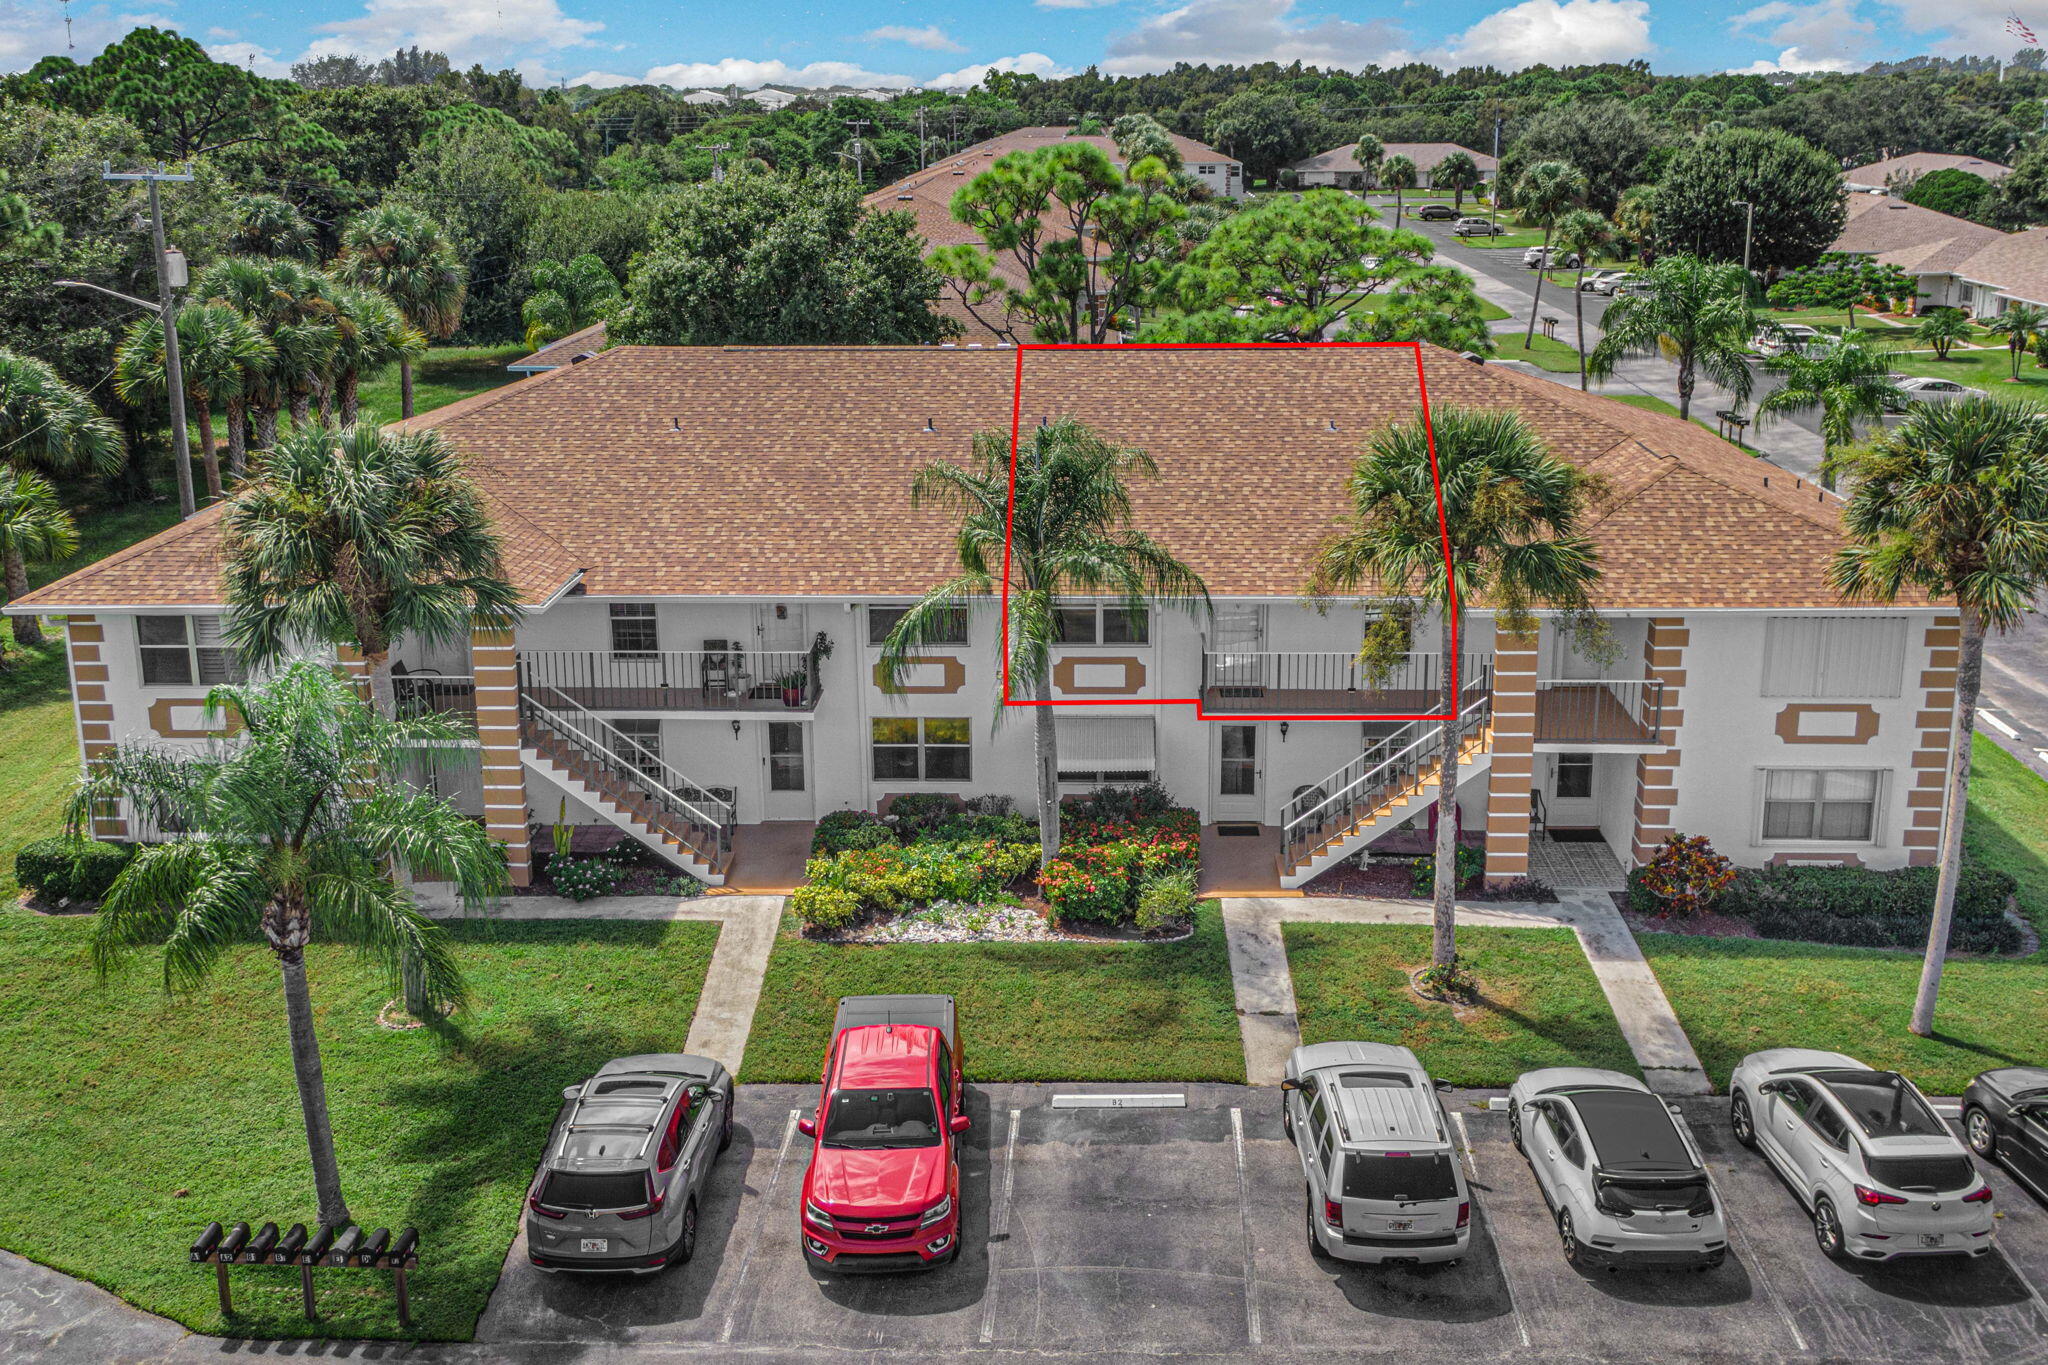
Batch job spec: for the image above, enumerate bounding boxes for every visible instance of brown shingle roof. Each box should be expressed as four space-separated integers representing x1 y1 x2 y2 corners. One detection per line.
1844 152 2010 188
18 344 1904 614
1950 226 2048 305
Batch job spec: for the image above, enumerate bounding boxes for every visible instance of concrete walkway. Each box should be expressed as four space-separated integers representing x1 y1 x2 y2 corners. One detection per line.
1221 892 1711 1096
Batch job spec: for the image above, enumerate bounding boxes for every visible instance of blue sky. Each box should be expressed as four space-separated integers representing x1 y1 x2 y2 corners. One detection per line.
0 0 2039 88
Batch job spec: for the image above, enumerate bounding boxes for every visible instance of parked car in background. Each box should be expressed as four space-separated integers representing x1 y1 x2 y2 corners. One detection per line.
1963 1066 2048 1201
1592 273 1641 296
1283 1042 1471 1265
1579 270 1627 292
1752 323 1824 356
1887 376 1989 410
1454 217 1507 237
1730 1049 1994 1262
1416 203 1458 221
800 994 967 1272
1508 1068 1726 1271
1522 245 1583 269
525 1054 735 1273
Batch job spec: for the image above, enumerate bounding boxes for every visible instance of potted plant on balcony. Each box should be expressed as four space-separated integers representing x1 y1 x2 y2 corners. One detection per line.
777 669 808 707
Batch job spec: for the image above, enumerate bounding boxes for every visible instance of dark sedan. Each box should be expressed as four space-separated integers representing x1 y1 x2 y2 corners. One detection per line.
1964 1067 2048 1200
1415 204 1458 220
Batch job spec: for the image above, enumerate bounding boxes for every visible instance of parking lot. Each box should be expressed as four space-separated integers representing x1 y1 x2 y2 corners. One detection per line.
473 1083 2048 1364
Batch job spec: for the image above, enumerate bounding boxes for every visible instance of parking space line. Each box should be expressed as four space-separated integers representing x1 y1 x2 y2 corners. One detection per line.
717 1107 800 1346
1454 1110 1531 1351
1995 1245 2048 1334
976 1107 1021 1346
1230 1107 1261 1348
1677 1112 1808 1354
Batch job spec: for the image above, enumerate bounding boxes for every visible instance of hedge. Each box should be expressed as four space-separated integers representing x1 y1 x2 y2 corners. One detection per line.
1702 862 2021 954
14 837 136 905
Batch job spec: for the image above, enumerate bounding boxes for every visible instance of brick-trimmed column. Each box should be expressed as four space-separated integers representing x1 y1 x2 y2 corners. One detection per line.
66 614 129 839
334 643 370 697
1904 614 1961 866
1629 616 1688 863
471 626 533 887
1484 630 1539 885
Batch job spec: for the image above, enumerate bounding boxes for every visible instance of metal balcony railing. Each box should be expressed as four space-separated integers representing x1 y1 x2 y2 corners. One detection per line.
391 673 477 720
1282 689 1494 871
1200 649 1493 713
1533 678 1666 745
518 690 735 867
518 645 824 713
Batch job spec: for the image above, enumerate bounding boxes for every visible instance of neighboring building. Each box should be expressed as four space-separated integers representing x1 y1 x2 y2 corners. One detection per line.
1843 151 2011 193
1829 194 2048 315
679 89 732 107
1289 142 1498 191
744 87 799 110
11 345 1952 896
506 322 608 376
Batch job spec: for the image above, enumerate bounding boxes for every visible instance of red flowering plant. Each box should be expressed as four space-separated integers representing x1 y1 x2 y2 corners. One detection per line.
1630 834 1736 917
1040 804 1203 922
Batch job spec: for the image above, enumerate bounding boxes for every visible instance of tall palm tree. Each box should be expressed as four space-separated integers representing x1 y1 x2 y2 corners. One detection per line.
191 259 341 451
1515 160 1587 345
232 193 316 260
1381 155 1417 229
1612 184 1657 264
78 660 503 1227
1308 406 1603 968
0 349 123 648
877 417 1208 861
335 205 466 419
1551 207 1614 391
1588 254 1756 421
115 304 273 499
0 471 77 652
1756 332 1904 490
1829 400 2048 1036
1432 152 1481 214
521 254 621 350
1983 304 2046 382
325 284 425 426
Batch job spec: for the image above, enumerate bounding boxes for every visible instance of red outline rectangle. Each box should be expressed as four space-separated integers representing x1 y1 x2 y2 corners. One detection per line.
999 341 1460 721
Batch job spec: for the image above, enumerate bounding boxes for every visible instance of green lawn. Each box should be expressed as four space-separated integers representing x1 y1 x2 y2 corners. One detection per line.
1461 230 1547 251
1352 292 1511 323
1606 392 1732 439
354 344 526 426
1491 334 1584 373
1284 925 1640 1086
1642 738 2048 1095
0 914 720 1339
1886 347 2048 405
740 907 1245 1083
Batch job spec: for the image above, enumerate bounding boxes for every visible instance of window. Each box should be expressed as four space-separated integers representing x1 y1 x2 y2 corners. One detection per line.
1761 617 1907 699
820 1088 941 1148
1808 1102 1850 1151
1219 724 1257 796
1054 603 1148 644
867 604 967 647
871 717 971 782
608 602 659 656
611 719 664 782
1761 768 1882 842
1555 754 1594 800
538 1171 647 1211
937 1039 953 1114
137 615 244 687
1055 716 1156 784
768 722 805 791
1342 1152 1458 1202
656 1098 691 1168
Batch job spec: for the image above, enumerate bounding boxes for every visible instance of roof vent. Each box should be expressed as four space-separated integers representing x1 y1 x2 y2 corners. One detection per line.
670 417 682 432
898 193 913 200
1325 418 1338 432
922 416 936 433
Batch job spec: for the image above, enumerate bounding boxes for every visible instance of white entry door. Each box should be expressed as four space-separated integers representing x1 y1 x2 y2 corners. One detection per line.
759 721 813 821
1212 723 1264 821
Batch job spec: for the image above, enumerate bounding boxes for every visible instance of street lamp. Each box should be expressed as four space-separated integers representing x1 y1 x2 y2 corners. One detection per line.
54 269 196 519
1732 199 1756 280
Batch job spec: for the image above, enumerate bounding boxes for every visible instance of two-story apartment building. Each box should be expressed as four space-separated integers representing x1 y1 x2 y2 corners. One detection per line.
12 345 1952 893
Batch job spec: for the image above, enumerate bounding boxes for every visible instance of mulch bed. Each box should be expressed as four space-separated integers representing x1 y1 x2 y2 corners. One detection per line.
1302 858 1559 904
1612 892 1761 939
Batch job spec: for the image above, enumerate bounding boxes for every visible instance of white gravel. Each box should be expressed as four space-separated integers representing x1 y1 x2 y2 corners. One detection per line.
834 901 1063 943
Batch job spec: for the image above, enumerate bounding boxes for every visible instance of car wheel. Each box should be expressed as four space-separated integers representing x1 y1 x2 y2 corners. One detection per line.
1509 1106 1524 1153
675 1199 699 1265
1812 1197 1847 1262
1282 1104 1295 1141
1305 1188 1329 1259
1558 1210 1584 1267
1731 1093 1757 1150
1965 1106 1998 1158
719 1098 735 1153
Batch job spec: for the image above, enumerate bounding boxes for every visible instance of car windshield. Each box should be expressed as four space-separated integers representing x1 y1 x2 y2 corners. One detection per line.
1864 1154 1977 1193
1342 1152 1459 1203
1815 1072 1947 1138
1596 1177 1713 1216
539 1170 647 1211
821 1088 941 1148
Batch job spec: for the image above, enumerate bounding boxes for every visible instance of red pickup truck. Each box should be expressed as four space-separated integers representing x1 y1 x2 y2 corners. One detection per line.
798 994 967 1272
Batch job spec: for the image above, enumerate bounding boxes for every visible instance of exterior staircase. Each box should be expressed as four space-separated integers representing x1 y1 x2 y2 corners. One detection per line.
518 688 735 884
1278 692 1495 889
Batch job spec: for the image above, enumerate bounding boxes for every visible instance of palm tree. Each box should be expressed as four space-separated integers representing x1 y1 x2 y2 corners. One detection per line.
78 660 504 1226
877 417 1208 862
335 205 466 419
0 350 123 648
1982 304 2045 382
1829 400 2048 1036
1913 308 1971 361
1308 406 1603 968
1352 134 1384 192
1432 152 1481 214
232 193 316 260
1381 155 1417 229
1515 160 1587 346
1756 332 1903 490
521 254 621 350
0 471 77 652
1588 254 1756 421
325 285 425 426
115 304 272 499
192 259 341 451
1551 208 1614 391
1613 184 1657 264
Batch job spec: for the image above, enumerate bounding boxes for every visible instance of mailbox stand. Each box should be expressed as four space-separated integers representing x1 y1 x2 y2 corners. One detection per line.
190 1220 418 1328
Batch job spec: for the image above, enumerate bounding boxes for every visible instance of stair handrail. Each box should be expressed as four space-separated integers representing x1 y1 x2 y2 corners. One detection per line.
518 688 735 861
1282 689 1494 869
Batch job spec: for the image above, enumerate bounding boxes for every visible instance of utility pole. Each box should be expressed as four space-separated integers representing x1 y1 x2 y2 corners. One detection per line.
1491 116 1504 227
843 119 871 185
1733 199 1756 280
103 163 196 519
706 141 731 182
918 107 928 168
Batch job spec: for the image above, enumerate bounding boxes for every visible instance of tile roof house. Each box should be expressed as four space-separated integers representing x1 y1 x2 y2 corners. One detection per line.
1829 193 2048 315
14 344 1956 897
1289 142 1498 190
1843 152 2011 193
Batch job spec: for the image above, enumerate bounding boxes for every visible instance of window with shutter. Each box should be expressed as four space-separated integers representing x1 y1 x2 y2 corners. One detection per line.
1761 617 1907 699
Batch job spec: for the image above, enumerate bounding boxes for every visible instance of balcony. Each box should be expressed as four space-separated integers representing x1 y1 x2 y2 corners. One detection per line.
1533 678 1666 746
520 647 825 714
1200 650 1493 716
392 672 477 720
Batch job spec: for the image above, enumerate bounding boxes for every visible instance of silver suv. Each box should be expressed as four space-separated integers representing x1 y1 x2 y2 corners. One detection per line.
524 1053 735 1273
1283 1042 1471 1265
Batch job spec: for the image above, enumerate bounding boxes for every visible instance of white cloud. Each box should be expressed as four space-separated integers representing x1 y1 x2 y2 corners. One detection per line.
926 51 1074 87
1103 0 1413 75
630 56 913 88
861 24 965 53
0 2 173 71
1435 0 1652 69
301 0 602 70
1725 45 1866 72
206 38 290 76
1729 0 1871 70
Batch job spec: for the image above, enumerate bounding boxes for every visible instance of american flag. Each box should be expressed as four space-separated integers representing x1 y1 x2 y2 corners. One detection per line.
2011 12 2040 44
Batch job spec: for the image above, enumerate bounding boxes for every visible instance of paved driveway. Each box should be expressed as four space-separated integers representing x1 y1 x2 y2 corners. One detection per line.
468 1083 2048 1365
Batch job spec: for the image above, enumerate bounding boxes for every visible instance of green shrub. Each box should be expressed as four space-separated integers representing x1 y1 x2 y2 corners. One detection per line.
1714 862 2020 953
14 837 135 904
805 841 1038 916
922 812 1036 846
1066 781 1175 825
548 855 625 902
1135 868 1199 931
792 883 863 931
1041 851 1133 922
887 792 960 836
1410 845 1485 897
812 809 890 854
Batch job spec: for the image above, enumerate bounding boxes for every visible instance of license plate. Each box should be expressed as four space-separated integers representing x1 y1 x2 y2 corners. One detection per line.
580 1238 609 1254
1920 1234 1945 1248
1387 1219 1414 1233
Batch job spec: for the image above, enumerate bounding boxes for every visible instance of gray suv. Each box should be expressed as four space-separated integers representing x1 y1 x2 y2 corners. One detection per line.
524 1053 735 1273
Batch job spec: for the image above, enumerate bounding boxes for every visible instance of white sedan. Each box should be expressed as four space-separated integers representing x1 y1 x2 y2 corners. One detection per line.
1729 1049 1995 1263
1887 376 1988 410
